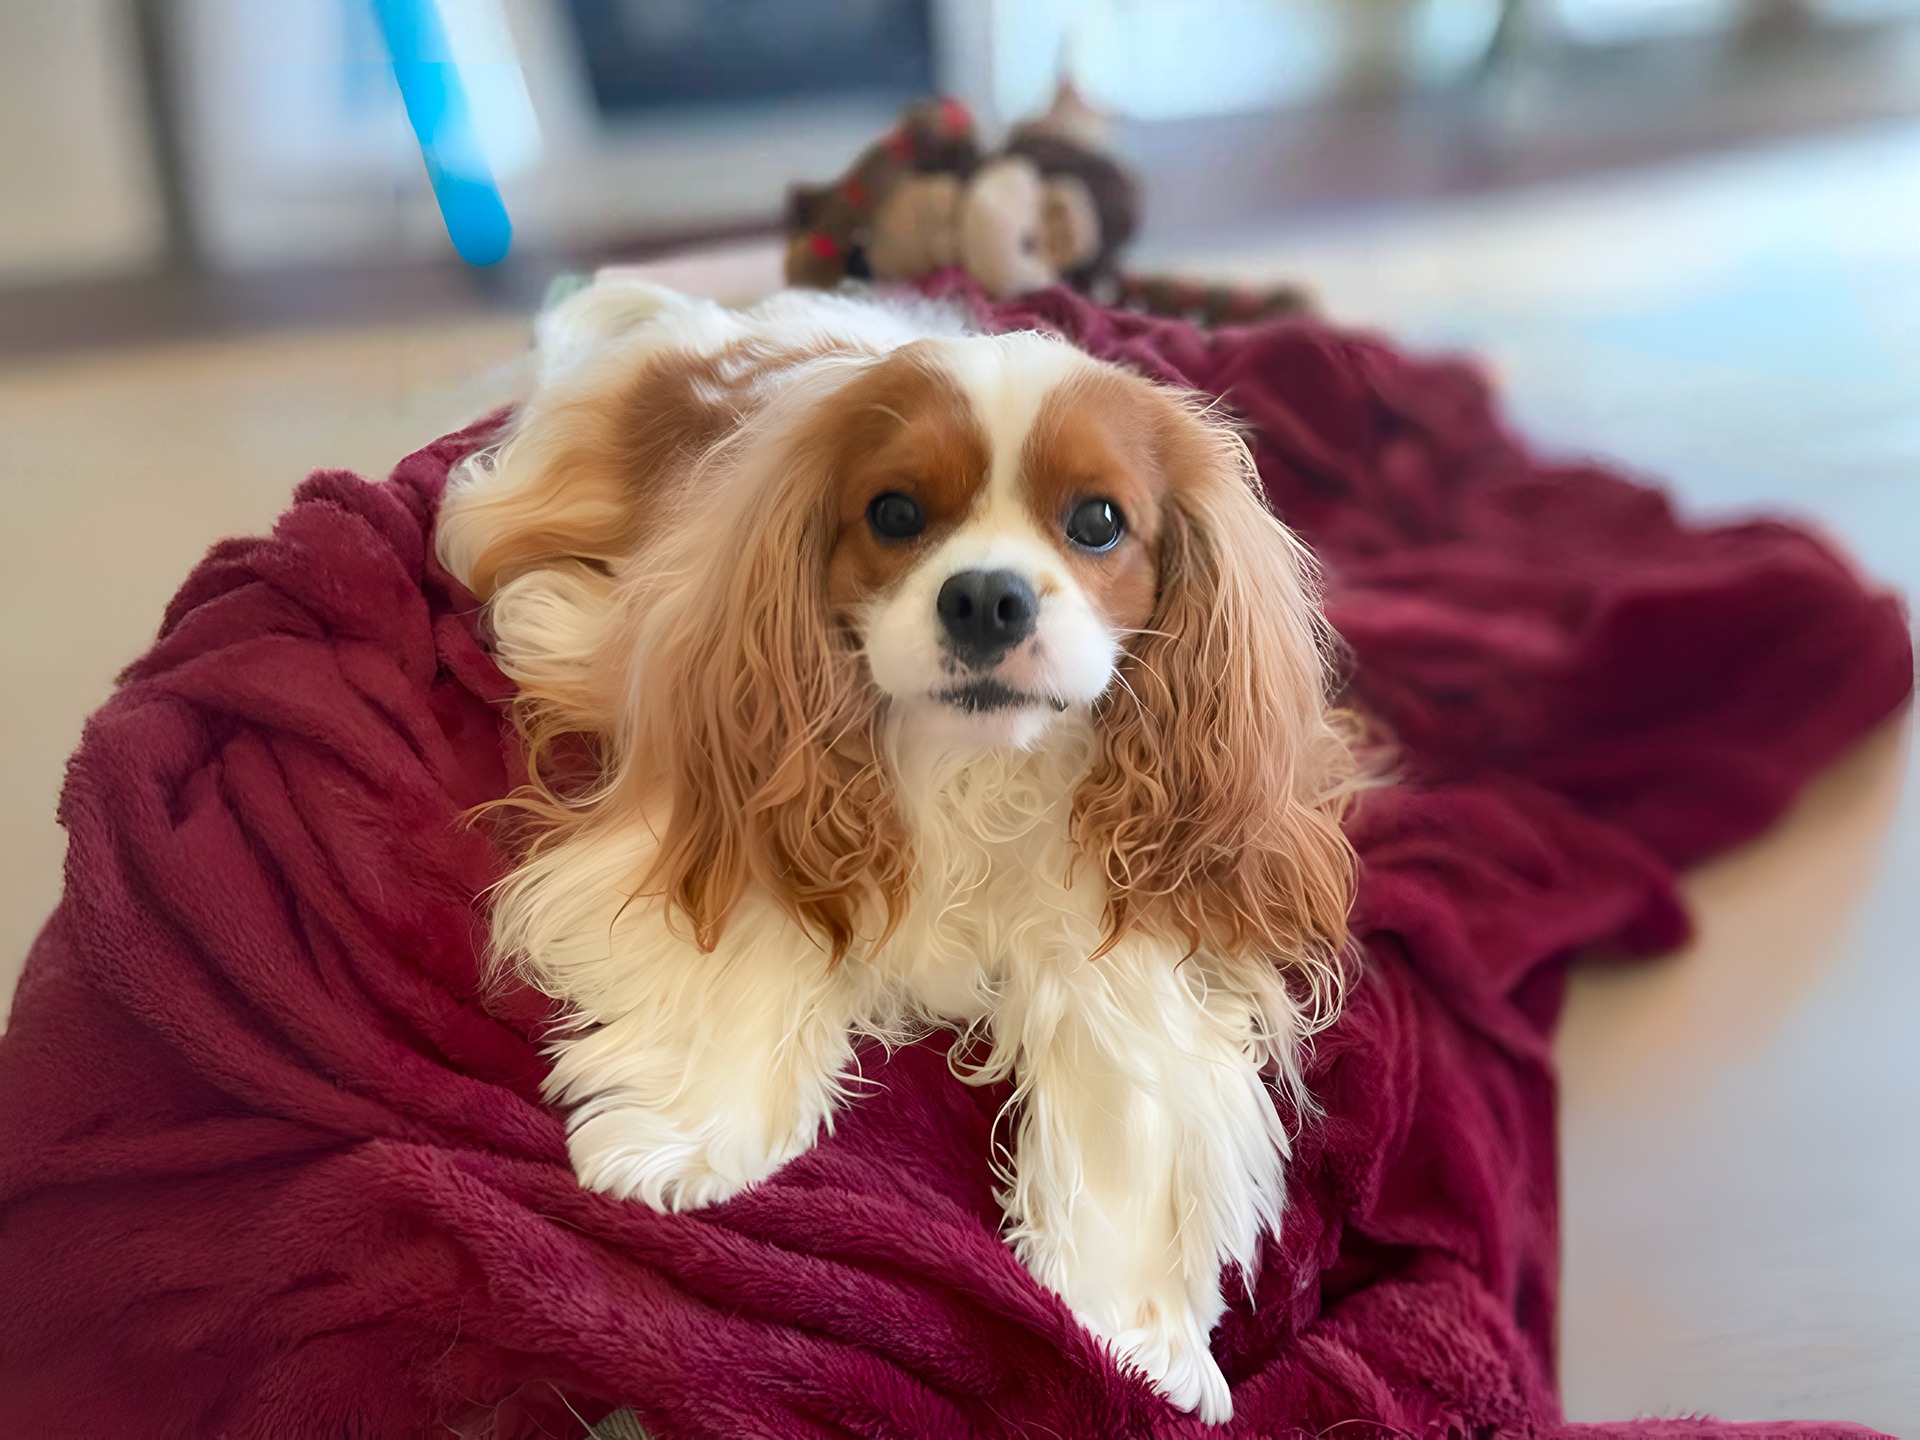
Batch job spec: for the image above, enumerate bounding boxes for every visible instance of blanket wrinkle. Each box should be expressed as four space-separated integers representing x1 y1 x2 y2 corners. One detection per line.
1 290 1909 1440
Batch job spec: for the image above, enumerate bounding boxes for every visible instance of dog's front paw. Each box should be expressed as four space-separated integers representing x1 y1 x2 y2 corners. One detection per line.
1105 1307 1233 1424
567 1102 809 1212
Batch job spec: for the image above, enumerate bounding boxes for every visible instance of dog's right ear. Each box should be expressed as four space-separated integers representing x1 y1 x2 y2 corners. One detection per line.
437 279 727 600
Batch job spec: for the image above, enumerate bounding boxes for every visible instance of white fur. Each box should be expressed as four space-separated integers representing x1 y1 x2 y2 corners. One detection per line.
442 276 1312 1423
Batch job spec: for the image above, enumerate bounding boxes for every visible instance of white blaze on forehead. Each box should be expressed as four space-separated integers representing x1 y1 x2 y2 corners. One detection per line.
925 331 1093 534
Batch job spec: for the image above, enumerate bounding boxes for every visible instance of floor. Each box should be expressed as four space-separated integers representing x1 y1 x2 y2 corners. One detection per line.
2 126 1914 1432
1189 121 1920 1429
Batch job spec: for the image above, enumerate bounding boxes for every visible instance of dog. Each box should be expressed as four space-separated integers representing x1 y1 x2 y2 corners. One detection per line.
437 276 1358 1421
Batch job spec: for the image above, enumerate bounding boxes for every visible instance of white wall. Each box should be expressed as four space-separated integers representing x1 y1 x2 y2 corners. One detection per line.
0 0 164 284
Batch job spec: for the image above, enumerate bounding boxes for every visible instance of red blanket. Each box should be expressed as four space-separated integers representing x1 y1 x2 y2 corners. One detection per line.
1 290 1908 1439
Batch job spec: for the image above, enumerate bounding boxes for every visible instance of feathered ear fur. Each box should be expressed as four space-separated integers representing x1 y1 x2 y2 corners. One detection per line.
438 279 761 600
438 286 910 962
440 371 728 603
631 398 911 961
1075 398 1357 1000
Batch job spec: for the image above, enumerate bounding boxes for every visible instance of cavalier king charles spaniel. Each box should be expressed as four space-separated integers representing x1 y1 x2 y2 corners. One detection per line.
438 276 1357 1421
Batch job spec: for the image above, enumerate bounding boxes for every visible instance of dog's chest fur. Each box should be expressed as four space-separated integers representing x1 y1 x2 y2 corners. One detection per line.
872 710 1114 1023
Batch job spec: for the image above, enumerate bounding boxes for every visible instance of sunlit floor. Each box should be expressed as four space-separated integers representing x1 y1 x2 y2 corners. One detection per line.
3 125 1915 1433
1189 121 1920 1431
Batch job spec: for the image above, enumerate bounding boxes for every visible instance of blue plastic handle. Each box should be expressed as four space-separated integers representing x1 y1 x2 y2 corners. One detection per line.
369 0 513 267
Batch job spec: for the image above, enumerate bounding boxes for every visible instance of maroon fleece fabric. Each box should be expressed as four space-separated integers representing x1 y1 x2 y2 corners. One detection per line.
1 289 1909 1440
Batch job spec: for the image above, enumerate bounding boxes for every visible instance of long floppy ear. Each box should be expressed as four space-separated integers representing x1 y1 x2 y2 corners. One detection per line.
436 303 750 799
1076 399 1357 992
436 279 731 600
636 405 911 961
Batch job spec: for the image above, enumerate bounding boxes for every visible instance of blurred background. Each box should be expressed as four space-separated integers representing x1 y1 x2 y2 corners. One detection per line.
15 0 1920 329
2 0 1916 1432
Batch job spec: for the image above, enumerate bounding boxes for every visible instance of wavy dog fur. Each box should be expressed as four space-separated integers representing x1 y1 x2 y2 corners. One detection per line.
437 276 1357 1422
1076 393 1356 1001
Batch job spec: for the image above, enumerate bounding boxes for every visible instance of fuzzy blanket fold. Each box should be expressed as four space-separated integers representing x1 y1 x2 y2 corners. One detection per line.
1 287 1908 1439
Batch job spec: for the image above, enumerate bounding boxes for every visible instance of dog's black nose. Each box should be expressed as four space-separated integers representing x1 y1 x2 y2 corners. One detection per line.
937 568 1038 666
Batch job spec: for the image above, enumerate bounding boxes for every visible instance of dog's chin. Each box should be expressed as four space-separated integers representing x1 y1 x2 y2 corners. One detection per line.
895 679 1075 752
935 678 1068 717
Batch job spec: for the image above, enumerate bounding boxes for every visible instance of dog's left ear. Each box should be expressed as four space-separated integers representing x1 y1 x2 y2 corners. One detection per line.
1076 397 1356 977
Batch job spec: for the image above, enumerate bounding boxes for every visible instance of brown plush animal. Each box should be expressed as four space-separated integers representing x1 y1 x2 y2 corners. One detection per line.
783 85 1129 298
1112 272 1315 327
783 97 979 289
953 81 1139 300
784 83 1315 321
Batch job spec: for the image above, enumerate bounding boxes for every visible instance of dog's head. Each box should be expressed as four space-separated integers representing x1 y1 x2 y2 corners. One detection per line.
441 285 1354 972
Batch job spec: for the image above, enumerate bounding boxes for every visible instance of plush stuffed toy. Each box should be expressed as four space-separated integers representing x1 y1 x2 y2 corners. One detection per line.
783 96 980 289
783 83 1131 300
1111 271 1314 327
784 83 1312 322
951 81 1139 299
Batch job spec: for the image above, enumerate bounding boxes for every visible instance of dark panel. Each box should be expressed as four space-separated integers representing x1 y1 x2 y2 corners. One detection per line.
563 0 935 116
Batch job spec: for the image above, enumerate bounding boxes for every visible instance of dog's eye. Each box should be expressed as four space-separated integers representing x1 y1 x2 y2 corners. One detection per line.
867 491 926 541
1065 497 1124 553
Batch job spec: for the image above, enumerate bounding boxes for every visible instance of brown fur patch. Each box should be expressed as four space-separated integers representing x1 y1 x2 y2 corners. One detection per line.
632 348 990 959
460 338 829 597
1018 368 1167 636
818 342 991 614
1066 380 1359 977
